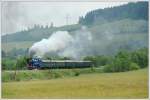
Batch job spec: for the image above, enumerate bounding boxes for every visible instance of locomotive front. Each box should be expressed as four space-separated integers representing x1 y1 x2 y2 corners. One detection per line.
27 57 42 69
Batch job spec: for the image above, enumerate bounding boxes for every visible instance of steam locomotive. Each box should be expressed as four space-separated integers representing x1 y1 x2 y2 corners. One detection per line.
27 58 93 69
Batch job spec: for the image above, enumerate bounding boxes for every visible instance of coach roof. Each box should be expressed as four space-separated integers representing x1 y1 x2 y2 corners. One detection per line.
42 60 92 63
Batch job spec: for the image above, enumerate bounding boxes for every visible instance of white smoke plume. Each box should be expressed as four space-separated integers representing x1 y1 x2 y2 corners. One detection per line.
29 26 93 59
59 26 92 59
29 31 73 57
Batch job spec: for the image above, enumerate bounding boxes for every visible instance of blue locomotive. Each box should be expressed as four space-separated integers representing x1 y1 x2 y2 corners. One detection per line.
27 58 93 69
28 58 42 69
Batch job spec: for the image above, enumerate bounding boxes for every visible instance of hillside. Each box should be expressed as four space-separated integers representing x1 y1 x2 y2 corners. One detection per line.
88 19 148 55
2 24 81 43
1 1 148 57
2 19 148 57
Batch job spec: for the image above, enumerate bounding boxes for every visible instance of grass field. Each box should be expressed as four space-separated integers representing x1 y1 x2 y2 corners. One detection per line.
2 68 103 82
2 68 148 99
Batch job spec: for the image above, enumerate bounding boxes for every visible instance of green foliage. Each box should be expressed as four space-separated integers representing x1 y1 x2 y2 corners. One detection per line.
53 72 63 78
131 48 148 68
2 68 103 82
95 56 112 67
15 56 28 70
46 57 52 60
2 72 15 82
103 48 148 72
129 62 140 70
2 56 28 70
61 57 72 60
74 72 80 76
103 57 131 72
103 64 114 72
90 66 96 72
2 58 16 70
83 55 112 67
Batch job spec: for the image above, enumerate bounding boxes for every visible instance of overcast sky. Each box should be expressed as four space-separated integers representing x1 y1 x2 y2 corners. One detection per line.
1 1 129 35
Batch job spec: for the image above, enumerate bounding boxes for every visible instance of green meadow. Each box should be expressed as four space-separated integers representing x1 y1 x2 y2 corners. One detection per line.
2 68 148 99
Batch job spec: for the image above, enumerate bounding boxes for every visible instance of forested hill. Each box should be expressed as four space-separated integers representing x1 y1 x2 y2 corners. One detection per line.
79 1 148 25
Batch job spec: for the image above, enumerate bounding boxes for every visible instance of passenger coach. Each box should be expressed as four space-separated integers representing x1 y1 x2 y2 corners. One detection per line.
28 58 93 69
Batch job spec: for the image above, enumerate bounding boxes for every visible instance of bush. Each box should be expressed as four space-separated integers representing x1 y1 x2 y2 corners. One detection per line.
83 55 112 67
103 64 114 72
94 56 112 67
103 58 132 72
15 56 28 70
131 48 148 68
74 72 80 76
90 66 96 72
103 51 134 72
2 58 16 70
54 72 63 78
129 62 140 70
103 61 131 73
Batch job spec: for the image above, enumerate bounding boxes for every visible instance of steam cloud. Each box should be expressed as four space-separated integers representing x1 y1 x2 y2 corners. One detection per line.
29 26 93 59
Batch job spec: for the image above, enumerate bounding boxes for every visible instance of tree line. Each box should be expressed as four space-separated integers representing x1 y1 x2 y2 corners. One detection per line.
79 2 148 25
83 48 148 72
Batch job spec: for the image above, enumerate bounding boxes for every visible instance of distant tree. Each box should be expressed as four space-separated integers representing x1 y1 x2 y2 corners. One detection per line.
46 57 52 60
78 16 84 24
131 48 148 68
2 58 16 70
45 24 49 29
2 50 6 58
40 25 44 29
83 55 112 67
103 55 131 72
83 56 97 66
50 22 54 28
62 57 71 60
129 62 140 70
